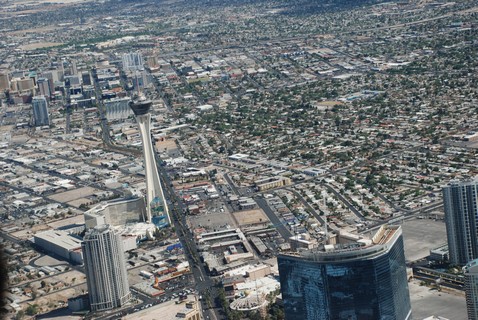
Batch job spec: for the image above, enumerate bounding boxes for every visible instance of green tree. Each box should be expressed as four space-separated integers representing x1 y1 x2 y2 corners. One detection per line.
15 310 25 320
248 311 262 320
26 304 39 316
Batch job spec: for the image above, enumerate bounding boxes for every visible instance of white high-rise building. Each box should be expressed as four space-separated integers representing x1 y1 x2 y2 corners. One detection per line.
32 95 50 126
82 225 131 312
122 52 144 72
464 259 478 320
443 178 478 265
132 70 150 91
130 97 170 228
104 97 134 121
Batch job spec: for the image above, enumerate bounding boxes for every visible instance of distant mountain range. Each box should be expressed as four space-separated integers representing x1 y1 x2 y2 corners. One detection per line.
272 0 394 15
138 0 394 14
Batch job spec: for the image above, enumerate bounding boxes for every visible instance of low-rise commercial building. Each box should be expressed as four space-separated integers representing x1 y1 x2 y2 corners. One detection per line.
34 230 83 264
255 176 291 191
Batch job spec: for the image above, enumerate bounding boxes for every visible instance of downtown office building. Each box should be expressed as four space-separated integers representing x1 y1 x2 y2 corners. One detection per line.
82 224 131 312
443 178 478 265
32 95 50 126
278 225 411 320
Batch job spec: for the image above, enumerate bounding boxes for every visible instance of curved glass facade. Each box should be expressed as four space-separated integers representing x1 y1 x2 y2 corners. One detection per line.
278 230 411 320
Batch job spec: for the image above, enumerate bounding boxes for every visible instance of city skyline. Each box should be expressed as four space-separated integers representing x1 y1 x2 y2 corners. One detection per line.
1 0 477 319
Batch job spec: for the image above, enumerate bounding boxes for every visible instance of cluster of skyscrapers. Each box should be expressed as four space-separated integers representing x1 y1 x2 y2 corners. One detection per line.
77 107 478 318
122 52 150 91
122 52 144 72
70 51 478 317
80 94 171 313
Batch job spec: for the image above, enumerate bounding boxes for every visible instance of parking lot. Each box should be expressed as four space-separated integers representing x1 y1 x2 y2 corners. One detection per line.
409 279 466 319
130 273 196 303
401 217 447 263
188 209 236 231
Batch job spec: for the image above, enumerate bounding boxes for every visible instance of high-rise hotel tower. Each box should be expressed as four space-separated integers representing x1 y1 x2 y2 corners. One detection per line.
443 178 478 265
82 225 131 311
278 225 412 320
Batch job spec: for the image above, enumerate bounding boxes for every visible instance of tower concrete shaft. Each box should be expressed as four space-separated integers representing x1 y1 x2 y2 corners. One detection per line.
130 99 170 227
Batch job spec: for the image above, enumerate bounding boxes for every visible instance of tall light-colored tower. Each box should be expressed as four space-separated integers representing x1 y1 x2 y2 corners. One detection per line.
82 224 131 312
37 78 51 99
0 71 10 90
443 178 478 265
464 259 478 320
129 97 170 228
122 52 144 72
104 97 133 121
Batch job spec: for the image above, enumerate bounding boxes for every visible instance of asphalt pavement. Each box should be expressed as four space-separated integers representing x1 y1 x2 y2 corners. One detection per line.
256 198 292 240
154 154 221 320
223 173 240 196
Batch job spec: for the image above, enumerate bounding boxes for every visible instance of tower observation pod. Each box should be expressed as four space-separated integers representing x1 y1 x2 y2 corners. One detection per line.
129 97 170 228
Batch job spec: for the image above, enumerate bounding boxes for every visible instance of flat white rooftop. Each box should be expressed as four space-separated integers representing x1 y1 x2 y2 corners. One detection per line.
34 230 82 250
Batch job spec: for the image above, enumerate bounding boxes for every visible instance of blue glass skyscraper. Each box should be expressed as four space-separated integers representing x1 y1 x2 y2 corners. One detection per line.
32 95 50 126
278 225 411 320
